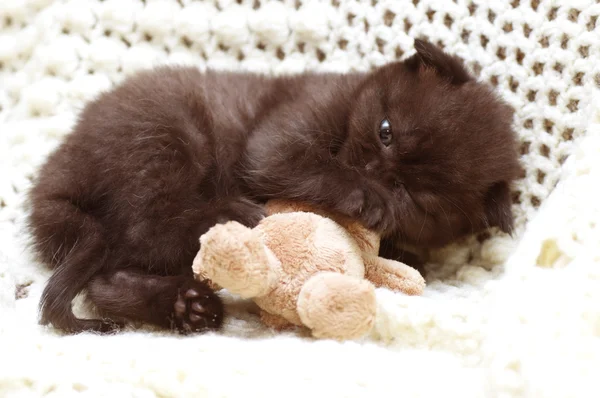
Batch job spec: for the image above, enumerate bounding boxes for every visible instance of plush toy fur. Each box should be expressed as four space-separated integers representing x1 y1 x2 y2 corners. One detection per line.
192 200 426 340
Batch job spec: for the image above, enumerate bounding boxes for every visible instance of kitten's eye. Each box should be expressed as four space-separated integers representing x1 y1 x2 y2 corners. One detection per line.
379 118 392 147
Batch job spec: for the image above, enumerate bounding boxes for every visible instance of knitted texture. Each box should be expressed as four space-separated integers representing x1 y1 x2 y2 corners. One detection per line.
1 0 599 397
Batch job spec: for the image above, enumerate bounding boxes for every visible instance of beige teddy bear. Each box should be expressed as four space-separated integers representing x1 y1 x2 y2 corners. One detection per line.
192 200 425 340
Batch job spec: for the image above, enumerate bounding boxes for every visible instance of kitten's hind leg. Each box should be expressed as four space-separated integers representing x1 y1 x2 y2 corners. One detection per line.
87 269 224 334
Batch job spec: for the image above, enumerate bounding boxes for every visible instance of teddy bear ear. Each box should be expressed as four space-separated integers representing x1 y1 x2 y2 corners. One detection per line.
405 39 473 85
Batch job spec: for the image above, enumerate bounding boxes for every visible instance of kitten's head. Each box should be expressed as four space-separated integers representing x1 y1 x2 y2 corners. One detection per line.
339 39 522 247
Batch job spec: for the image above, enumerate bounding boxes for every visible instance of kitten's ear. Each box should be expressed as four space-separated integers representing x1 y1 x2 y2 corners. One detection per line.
407 39 472 85
484 181 515 234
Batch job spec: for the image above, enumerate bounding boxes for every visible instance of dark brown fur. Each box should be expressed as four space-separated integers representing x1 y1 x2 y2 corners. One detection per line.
27 40 521 334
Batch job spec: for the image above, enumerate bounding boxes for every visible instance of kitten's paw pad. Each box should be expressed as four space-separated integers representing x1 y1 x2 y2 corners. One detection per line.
173 280 224 334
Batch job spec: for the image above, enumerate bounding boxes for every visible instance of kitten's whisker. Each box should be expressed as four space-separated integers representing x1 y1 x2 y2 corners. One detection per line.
436 201 454 242
416 203 429 244
439 194 475 236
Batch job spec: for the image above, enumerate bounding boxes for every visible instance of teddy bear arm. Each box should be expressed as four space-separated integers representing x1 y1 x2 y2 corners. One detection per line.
362 253 426 295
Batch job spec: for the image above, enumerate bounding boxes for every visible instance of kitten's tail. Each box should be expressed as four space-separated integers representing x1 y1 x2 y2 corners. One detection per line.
29 198 112 333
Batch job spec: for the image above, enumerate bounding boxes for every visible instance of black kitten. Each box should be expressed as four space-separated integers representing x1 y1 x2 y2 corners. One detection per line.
27 40 521 334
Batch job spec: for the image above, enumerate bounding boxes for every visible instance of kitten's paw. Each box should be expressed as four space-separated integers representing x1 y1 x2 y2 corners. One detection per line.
173 279 224 334
338 186 394 232
216 197 266 228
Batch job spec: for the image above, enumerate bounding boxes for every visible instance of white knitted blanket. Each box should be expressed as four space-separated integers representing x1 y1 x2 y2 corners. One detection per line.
1 0 599 397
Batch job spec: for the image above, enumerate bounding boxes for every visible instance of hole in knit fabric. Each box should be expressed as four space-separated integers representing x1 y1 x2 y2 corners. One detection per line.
553 63 563 73
395 46 404 58
512 191 522 205
568 9 580 22
503 22 513 33
509 76 518 92
480 35 489 48
384 10 395 26
316 48 326 62
523 23 532 37
515 48 525 64
520 141 531 155
496 47 506 60
561 34 569 49
539 35 549 48
562 128 574 141
276 48 285 60
15 282 33 300
181 36 192 48
523 119 533 129
511 0 520 7
426 9 435 22
536 170 546 184
540 144 550 157
567 99 579 113
559 154 568 165
488 10 496 23
444 15 454 28
376 37 386 53
461 29 470 43
531 0 540 11
489 75 499 86
572 71 584 85
548 90 558 106
578 46 589 58
468 2 477 16
404 18 413 32
588 15 598 31
530 196 541 207
338 39 348 50
543 119 554 133
547 7 558 21
533 62 544 75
